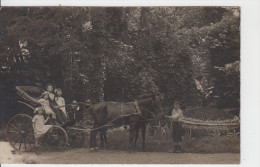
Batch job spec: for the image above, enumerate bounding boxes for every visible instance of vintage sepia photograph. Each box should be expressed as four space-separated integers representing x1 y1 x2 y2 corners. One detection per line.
0 7 241 164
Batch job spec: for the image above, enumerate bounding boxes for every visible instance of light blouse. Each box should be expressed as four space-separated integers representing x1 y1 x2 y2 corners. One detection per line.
55 97 67 116
170 108 184 121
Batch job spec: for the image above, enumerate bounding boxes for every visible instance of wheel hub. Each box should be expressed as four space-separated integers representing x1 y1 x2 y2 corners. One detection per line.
20 130 26 137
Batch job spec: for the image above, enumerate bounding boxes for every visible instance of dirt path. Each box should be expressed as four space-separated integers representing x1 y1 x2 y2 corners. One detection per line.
0 142 239 164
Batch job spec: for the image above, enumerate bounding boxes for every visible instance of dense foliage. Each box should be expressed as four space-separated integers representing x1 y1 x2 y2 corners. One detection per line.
0 7 240 110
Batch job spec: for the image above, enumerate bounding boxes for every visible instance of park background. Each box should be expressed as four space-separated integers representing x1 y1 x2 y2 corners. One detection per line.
0 7 240 153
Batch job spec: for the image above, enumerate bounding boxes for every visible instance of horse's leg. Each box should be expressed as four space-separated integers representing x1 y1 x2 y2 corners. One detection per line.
133 125 139 151
141 123 147 152
90 130 94 148
103 129 108 149
93 130 98 149
90 129 98 149
129 124 135 153
99 130 104 149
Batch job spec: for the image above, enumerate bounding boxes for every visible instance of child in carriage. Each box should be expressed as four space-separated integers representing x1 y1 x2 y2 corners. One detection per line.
54 88 70 125
42 84 68 125
55 88 67 117
32 107 52 155
45 84 55 102
38 92 56 119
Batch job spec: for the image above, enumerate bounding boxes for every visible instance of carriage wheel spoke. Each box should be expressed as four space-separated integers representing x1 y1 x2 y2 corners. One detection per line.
26 136 35 143
24 138 27 150
9 134 21 144
8 130 20 134
25 124 33 132
18 138 23 151
10 138 20 147
22 116 29 130
27 132 35 136
25 138 33 150
12 118 19 127
25 128 33 134
8 133 20 141
9 123 21 131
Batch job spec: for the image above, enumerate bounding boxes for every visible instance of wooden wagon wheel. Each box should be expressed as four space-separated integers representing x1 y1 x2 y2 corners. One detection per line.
41 126 68 150
146 122 158 136
149 119 171 139
6 114 35 152
67 128 85 147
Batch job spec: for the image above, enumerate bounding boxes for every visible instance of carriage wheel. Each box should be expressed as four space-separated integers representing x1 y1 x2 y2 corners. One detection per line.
146 123 156 136
42 126 68 150
6 114 35 152
155 120 170 139
67 129 85 147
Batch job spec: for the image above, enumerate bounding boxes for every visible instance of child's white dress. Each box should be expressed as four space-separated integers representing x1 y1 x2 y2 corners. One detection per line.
55 97 67 117
32 115 52 139
38 99 55 116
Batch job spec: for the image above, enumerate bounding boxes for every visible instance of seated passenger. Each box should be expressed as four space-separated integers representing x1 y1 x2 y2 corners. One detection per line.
53 88 69 125
67 100 80 125
38 93 56 119
42 84 68 125
45 84 55 103
55 88 67 117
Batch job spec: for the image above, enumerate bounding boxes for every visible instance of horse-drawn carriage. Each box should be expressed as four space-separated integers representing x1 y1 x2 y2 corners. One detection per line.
6 86 164 152
6 86 240 152
6 86 87 152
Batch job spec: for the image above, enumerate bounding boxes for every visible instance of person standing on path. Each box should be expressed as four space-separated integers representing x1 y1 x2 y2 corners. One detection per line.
32 107 52 155
166 101 184 153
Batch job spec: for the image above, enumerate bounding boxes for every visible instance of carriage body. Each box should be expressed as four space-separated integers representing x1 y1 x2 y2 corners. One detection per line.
6 86 85 152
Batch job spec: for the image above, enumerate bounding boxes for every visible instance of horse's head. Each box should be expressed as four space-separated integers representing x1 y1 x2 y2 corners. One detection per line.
137 93 163 118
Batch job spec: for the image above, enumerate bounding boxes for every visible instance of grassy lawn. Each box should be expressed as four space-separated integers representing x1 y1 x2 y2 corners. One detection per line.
79 126 240 153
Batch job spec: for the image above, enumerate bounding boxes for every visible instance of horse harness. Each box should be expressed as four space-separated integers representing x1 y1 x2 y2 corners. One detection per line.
120 100 142 116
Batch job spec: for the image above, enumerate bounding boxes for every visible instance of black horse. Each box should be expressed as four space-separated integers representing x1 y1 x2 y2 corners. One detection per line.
89 93 162 152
